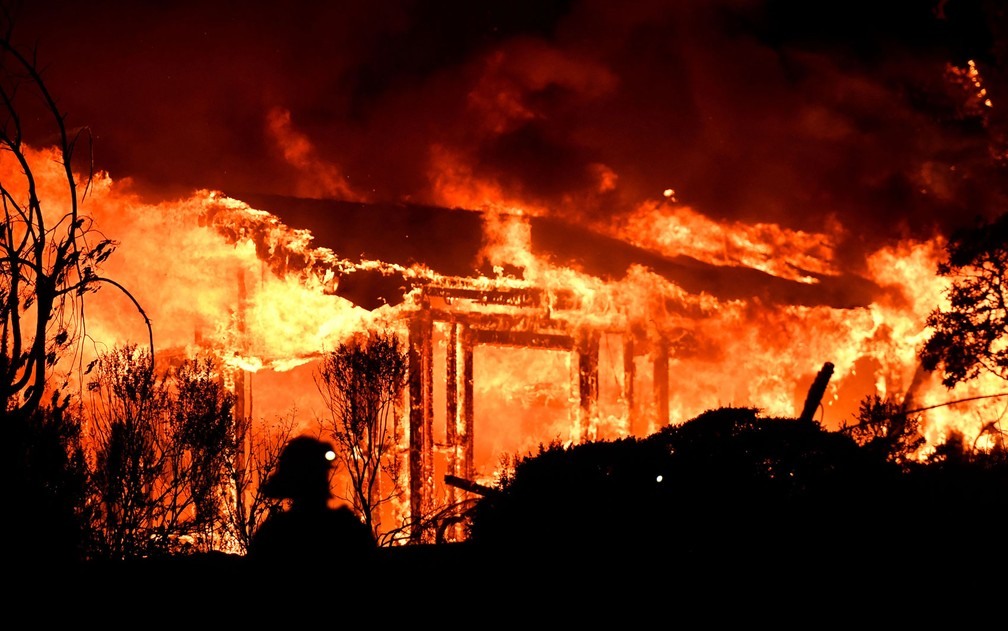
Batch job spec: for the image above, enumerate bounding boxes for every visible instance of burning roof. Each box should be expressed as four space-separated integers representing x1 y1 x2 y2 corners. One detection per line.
228 191 883 313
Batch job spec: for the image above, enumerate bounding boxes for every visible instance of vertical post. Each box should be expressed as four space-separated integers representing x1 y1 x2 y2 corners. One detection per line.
461 324 475 481
578 329 600 442
445 321 473 543
461 325 475 482
421 317 434 528
445 321 459 509
407 308 434 542
624 336 636 436
654 339 669 428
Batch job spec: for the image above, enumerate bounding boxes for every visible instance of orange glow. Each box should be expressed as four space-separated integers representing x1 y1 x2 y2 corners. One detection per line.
10 130 1002 542
266 107 363 201
615 200 842 282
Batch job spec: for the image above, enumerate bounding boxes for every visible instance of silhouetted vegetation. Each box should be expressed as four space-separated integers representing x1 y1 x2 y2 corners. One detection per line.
0 10 149 568
839 393 926 464
225 410 299 554
5 394 93 568
464 406 1008 573
85 345 244 558
0 13 149 422
921 211 1008 387
315 329 409 543
469 409 873 555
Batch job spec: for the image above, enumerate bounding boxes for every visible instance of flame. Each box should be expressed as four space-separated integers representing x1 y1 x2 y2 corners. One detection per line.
428 144 550 216
0 146 381 412
266 107 363 200
406 189 972 460
615 199 843 282
9 130 1005 537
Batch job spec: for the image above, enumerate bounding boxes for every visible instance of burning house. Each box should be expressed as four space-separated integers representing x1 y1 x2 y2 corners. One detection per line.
186 190 911 541
206 192 700 540
9 137 1001 545
2 0 1005 561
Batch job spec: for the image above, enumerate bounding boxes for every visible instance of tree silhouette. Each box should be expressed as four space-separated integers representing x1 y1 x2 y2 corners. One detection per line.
224 408 298 554
0 14 150 422
920 212 1008 388
4 391 93 567
87 344 171 559
167 356 238 552
839 393 926 465
86 345 243 559
315 329 408 542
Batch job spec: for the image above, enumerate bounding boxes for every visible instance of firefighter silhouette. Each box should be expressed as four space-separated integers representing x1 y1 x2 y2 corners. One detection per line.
247 435 376 566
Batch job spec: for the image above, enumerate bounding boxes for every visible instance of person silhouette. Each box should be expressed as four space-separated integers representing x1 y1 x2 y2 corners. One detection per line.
246 435 377 568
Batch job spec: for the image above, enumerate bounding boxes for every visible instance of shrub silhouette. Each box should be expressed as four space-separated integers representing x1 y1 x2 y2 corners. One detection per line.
6 397 93 568
465 407 906 564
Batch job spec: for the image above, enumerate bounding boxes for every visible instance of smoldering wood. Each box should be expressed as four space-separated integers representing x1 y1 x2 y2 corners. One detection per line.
443 474 500 497
799 362 835 423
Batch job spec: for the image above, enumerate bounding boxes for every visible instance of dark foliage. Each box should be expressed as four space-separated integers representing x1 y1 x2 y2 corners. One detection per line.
0 8 151 423
171 357 238 539
465 407 917 568
28 406 1008 615
315 329 408 542
840 393 927 464
3 394 93 567
900 431 1008 543
921 212 1008 387
465 434 672 556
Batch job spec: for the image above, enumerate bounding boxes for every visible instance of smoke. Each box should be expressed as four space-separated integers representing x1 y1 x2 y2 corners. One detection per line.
12 0 1007 271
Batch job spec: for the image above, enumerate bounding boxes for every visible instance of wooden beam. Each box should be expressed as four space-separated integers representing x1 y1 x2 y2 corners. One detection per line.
799 362 834 423
470 328 575 350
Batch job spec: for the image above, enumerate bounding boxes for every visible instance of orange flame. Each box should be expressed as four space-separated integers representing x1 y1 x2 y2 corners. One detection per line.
9 136 1000 503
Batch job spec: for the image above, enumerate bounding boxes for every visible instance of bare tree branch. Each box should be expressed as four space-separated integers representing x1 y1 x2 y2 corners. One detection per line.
0 15 151 419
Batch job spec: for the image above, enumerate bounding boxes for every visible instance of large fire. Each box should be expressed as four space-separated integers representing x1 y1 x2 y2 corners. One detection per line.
12 131 1003 468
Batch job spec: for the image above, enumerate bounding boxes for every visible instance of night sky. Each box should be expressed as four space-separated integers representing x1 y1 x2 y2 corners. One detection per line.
9 0 1008 271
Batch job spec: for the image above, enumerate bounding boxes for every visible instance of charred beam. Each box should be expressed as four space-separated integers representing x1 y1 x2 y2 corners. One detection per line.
423 284 546 307
446 321 459 493
427 308 573 336
624 337 636 435
444 474 500 497
461 327 475 482
578 330 599 439
799 362 834 423
408 310 435 542
654 339 669 427
422 284 582 311
471 328 575 350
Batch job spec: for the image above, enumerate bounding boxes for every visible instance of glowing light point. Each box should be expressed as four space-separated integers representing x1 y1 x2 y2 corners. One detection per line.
655 474 663 483
325 450 336 462
662 188 676 200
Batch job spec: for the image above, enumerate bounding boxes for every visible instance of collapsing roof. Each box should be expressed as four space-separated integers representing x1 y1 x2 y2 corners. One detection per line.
226 192 882 312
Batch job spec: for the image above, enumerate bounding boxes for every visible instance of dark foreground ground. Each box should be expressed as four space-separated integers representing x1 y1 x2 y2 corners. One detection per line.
20 537 999 626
